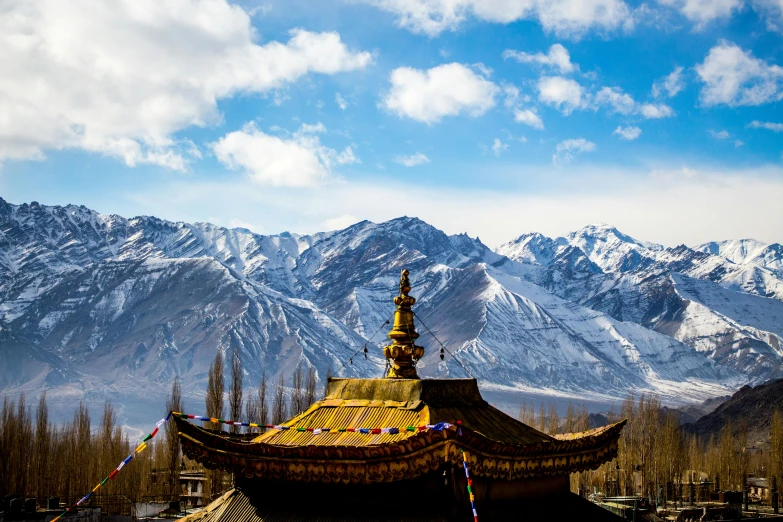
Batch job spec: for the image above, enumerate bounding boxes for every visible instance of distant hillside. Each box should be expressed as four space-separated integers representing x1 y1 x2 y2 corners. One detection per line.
662 395 731 425
684 378 783 443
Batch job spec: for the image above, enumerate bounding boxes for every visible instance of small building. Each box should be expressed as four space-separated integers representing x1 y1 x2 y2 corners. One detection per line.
174 270 627 521
179 471 207 508
748 477 771 503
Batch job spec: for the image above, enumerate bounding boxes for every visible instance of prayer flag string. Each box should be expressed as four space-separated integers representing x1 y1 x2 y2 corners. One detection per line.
50 411 172 522
48 409 477 522
462 448 479 522
172 411 456 435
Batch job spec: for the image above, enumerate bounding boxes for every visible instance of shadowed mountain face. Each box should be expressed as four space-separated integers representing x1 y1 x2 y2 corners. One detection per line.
683 378 783 443
1 198 782 426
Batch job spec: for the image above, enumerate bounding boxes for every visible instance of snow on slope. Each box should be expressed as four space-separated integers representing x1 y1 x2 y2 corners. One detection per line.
695 239 783 276
0 197 777 423
498 225 783 381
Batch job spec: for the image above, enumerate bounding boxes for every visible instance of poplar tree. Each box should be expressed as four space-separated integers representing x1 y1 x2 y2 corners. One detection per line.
272 375 287 424
229 347 243 434
34 393 51 502
206 351 225 429
771 409 783 487
205 351 225 499
166 377 183 496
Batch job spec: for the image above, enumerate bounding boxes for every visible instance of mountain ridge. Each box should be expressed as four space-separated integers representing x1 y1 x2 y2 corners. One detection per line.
2 197 782 428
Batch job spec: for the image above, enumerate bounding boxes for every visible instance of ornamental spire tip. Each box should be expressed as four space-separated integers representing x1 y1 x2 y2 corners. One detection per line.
384 269 424 379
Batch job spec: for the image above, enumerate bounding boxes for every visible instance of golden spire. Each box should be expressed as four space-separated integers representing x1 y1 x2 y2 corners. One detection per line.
383 269 425 379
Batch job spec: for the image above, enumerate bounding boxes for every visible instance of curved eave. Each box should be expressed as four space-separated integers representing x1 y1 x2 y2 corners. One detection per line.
175 416 626 483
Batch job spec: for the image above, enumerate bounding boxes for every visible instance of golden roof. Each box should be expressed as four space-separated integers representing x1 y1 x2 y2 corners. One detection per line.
252 378 550 447
176 377 625 484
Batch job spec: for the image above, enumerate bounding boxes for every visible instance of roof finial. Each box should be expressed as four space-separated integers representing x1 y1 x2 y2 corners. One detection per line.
384 269 424 379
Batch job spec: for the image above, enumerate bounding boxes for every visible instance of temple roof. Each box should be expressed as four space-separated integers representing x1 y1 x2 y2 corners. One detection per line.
176 377 625 484
253 378 552 447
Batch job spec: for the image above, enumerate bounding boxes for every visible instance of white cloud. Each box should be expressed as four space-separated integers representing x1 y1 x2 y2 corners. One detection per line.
652 66 685 98
335 93 348 110
613 126 642 140
0 0 372 167
513 109 545 129
595 87 636 114
592 86 675 119
211 122 358 187
553 138 596 164
708 129 730 139
657 0 742 26
298 122 328 134
491 138 509 157
122 165 783 251
502 44 576 73
639 103 676 118
382 63 499 124
362 0 633 38
503 85 521 108
748 120 783 132
321 214 360 231
734 139 744 147
754 0 783 32
537 76 586 114
394 152 431 167
696 41 783 107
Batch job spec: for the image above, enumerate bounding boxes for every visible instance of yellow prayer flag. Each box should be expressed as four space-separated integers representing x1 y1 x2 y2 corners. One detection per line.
135 442 147 454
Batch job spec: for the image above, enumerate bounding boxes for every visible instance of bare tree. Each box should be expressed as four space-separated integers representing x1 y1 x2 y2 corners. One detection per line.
206 350 225 429
259 371 269 429
771 409 783 489
229 347 243 434
34 393 50 502
305 366 317 411
166 377 183 496
547 403 559 436
205 350 225 499
245 371 269 432
272 374 288 424
537 403 546 433
291 362 304 416
323 364 333 399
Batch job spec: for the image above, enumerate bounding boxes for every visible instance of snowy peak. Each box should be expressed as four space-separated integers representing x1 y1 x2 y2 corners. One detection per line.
1 198 782 425
497 232 562 265
448 233 504 266
695 239 783 276
564 223 662 273
696 238 770 261
566 223 662 251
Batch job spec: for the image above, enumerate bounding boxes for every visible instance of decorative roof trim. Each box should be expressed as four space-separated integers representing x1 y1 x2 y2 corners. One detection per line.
176 416 625 483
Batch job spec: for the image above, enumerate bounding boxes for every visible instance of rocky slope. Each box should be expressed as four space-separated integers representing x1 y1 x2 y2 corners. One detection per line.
684 378 783 444
2 199 781 427
498 224 783 379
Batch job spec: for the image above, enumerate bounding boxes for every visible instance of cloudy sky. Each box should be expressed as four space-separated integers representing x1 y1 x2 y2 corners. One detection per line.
1 0 782 247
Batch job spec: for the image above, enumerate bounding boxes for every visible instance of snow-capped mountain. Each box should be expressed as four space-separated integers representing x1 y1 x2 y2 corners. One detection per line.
498 224 783 378
695 239 783 277
1 199 780 426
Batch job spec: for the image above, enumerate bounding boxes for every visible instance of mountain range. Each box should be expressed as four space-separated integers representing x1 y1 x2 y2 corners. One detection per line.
1 197 782 428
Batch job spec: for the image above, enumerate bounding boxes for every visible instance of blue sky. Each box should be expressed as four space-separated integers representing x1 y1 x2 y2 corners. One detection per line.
1 0 782 247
